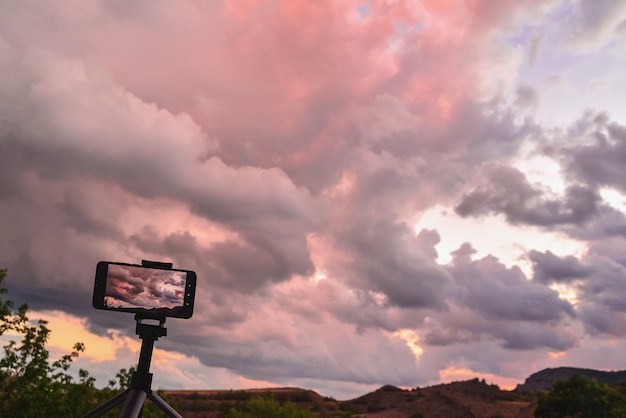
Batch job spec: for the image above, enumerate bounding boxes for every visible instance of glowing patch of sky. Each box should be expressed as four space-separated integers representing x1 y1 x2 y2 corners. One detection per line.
34 310 137 362
600 188 626 214
550 283 579 306
415 207 587 277
393 329 424 359
512 140 566 193
438 365 520 391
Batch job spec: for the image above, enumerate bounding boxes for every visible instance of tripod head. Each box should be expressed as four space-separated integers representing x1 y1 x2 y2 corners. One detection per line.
135 314 167 339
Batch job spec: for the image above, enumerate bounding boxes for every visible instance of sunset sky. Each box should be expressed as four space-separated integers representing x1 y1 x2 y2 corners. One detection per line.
1 0 626 400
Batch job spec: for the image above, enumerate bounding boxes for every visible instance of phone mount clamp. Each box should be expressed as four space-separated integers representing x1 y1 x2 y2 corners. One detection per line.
83 261 183 418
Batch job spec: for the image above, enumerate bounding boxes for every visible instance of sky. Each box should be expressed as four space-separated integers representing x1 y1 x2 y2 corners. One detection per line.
1 0 626 400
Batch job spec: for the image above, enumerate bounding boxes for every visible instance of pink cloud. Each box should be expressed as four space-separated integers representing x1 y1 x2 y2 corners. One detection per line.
3 0 626 400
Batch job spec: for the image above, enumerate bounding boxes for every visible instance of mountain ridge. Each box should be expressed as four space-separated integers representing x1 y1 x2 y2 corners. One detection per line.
161 366 626 417
514 366 626 392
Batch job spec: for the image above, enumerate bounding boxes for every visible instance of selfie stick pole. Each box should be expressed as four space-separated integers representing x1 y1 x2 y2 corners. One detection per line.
82 314 183 418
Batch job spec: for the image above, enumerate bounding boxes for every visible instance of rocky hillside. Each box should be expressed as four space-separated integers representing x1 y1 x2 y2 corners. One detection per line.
162 379 533 418
515 367 626 392
158 367 626 417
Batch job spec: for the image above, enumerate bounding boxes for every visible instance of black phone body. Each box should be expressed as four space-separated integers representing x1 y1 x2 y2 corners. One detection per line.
93 261 196 319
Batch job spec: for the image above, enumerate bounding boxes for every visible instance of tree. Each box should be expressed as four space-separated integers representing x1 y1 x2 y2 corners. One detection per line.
534 374 626 418
0 268 181 417
0 269 104 416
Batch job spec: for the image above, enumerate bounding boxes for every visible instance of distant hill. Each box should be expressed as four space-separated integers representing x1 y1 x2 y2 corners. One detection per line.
160 367 626 417
515 367 626 393
162 379 533 417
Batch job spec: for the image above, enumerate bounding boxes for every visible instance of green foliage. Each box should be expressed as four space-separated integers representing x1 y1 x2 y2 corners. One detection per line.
0 269 182 417
0 269 104 416
225 395 318 418
534 374 626 418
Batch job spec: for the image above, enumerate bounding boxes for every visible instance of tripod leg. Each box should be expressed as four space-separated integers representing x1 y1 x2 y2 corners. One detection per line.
147 392 183 418
117 389 148 418
82 390 129 418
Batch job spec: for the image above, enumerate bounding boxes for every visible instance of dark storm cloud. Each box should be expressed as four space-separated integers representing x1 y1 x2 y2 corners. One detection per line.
129 226 314 293
585 236 626 267
423 309 579 351
528 250 594 284
497 322 579 351
577 257 626 313
0 139 25 199
559 205 626 242
526 250 626 338
455 162 601 226
0 45 318 314
576 258 626 337
60 193 126 241
578 302 626 337
564 119 626 191
332 217 452 310
420 244 577 351
450 244 575 322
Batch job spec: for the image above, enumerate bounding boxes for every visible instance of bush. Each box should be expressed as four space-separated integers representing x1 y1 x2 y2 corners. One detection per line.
534 374 626 418
0 269 105 416
0 268 176 417
225 395 318 418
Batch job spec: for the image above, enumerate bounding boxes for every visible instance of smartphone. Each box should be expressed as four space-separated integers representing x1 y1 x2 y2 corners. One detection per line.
93 261 197 319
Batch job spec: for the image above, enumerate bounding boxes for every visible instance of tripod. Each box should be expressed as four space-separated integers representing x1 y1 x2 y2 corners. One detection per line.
83 314 183 418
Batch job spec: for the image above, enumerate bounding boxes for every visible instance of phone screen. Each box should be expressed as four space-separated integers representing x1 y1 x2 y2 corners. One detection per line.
94 261 196 318
105 263 187 310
